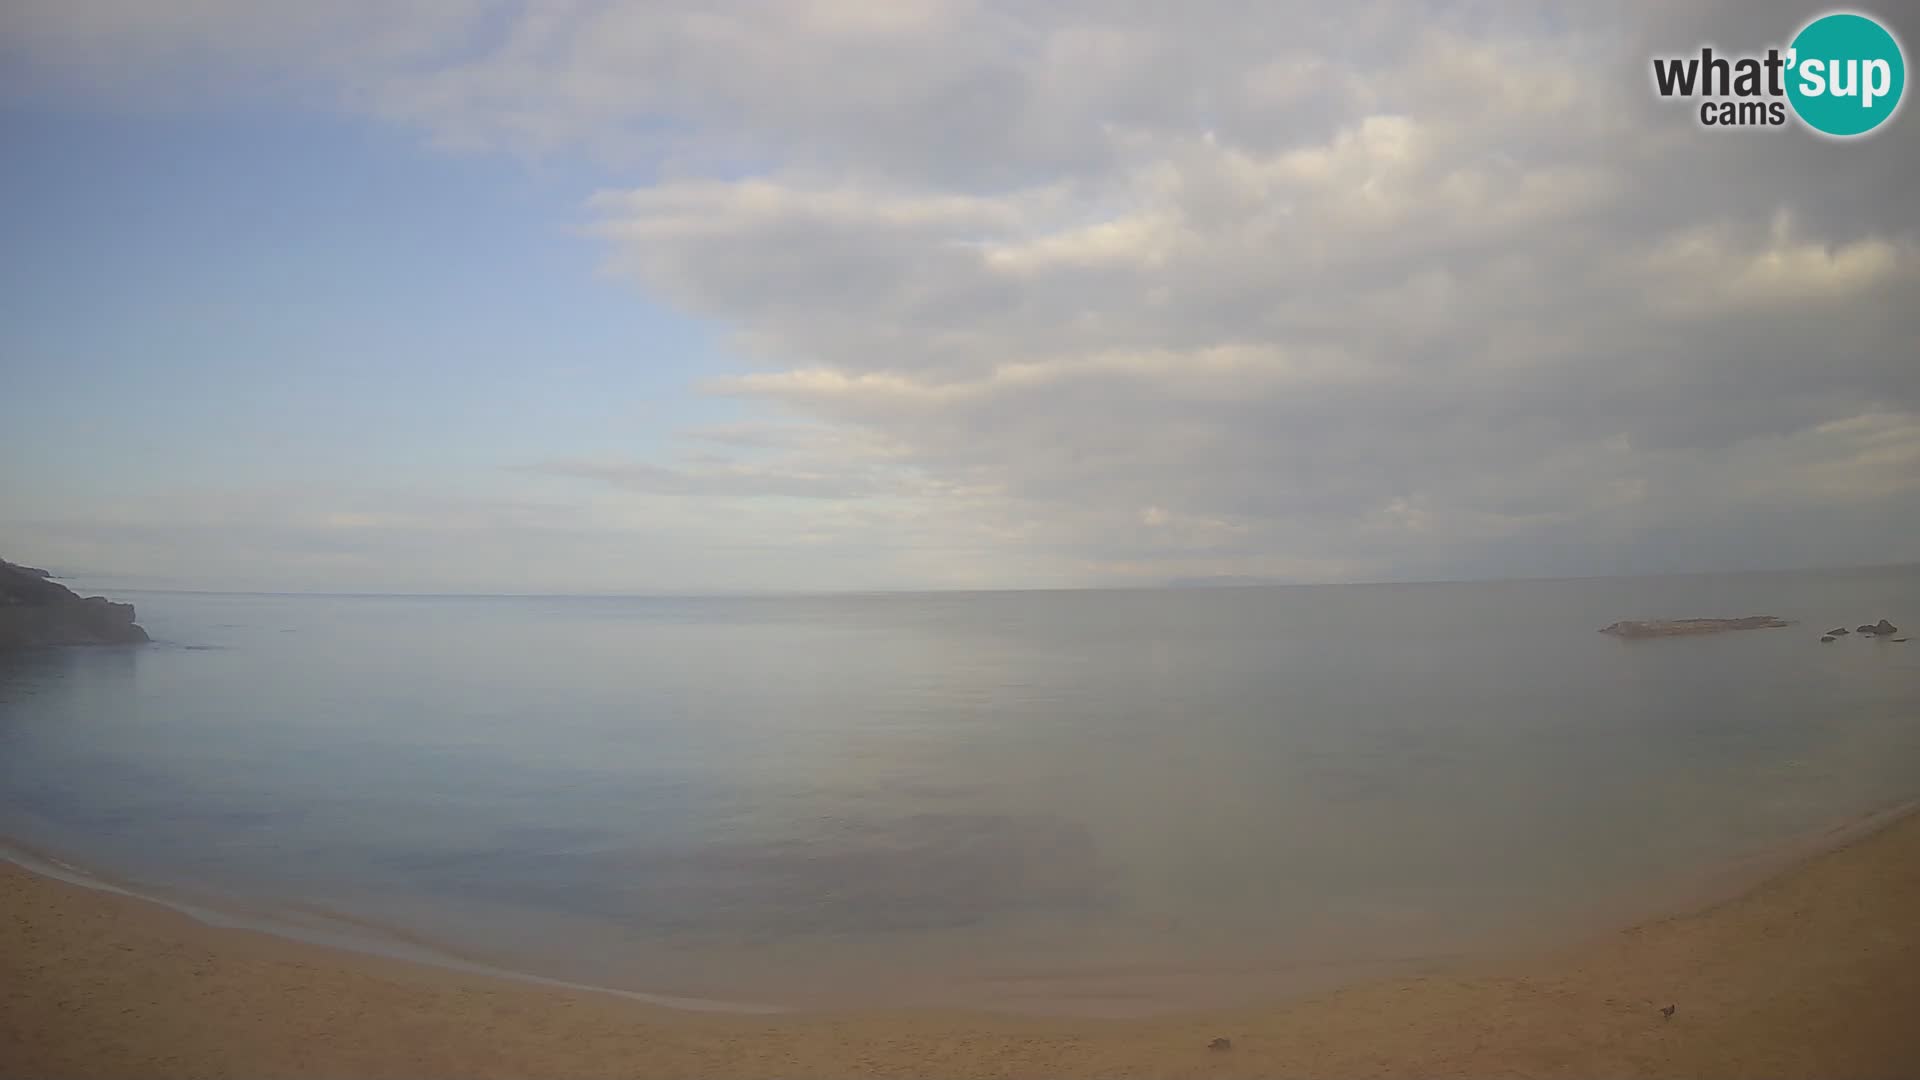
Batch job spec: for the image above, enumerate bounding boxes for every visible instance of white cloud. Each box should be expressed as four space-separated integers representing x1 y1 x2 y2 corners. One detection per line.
1646 211 1910 314
6 0 1918 589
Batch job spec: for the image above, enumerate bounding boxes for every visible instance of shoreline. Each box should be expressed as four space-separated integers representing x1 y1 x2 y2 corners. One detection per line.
0 839 790 1016
5 804 1920 1076
5 798 1914 1022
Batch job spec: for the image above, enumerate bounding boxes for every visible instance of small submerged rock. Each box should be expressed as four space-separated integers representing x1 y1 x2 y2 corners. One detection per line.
1821 635 1836 643
1208 1038 1233 1052
1827 627 1851 636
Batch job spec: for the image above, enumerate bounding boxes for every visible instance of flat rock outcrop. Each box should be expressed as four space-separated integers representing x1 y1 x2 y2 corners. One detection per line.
1598 616 1790 639
0 558 149 649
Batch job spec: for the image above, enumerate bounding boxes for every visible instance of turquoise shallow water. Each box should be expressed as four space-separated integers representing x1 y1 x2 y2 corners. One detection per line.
3 568 1918 1013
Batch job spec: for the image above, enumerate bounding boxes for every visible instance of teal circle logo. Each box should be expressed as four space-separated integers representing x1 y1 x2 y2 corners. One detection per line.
1786 12 1906 136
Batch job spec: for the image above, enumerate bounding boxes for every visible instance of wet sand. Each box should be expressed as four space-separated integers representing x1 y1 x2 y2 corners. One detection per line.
5 809 1920 1079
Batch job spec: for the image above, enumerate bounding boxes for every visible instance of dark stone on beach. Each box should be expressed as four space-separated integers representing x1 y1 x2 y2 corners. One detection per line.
0 557 149 649
1208 1038 1233 1051
1855 620 1898 636
1893 638 1909 643
1821 636 1836 643
1827 627 1850 636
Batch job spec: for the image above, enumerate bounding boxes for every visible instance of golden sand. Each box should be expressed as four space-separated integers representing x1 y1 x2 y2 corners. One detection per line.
5 810 1919 1078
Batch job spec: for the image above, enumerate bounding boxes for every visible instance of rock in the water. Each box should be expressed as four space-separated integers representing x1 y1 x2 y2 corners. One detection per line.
1598 616 1790 638
1874 619 1898 636
1827 627 1851 636
0 557 149 649
1894 638 1910 643
1821 635 1836 643
1208 1038 1233 1051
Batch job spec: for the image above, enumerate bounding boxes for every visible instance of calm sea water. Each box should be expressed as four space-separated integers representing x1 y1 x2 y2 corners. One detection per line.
4 568 1919 1013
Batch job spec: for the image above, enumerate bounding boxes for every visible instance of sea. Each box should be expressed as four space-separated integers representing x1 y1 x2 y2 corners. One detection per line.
3 567 1918 1015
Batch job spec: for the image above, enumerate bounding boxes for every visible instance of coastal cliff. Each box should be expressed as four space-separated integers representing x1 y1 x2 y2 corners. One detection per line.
0 558 149 649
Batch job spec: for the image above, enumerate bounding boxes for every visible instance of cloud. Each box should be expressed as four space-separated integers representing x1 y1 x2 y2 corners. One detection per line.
8 1 1918 588
0 0 490 105
525 457 885 500
565 4 1917 582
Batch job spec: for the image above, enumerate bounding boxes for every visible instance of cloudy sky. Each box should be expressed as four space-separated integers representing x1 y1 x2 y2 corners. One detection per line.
2 1 1915 593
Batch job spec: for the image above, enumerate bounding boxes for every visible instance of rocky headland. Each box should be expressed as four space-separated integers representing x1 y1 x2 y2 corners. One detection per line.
0 558 149 649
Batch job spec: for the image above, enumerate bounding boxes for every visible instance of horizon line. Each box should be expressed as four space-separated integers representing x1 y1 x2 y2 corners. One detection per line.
46 559 1920 602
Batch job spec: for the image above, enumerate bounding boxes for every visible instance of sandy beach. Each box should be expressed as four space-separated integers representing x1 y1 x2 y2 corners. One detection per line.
2 809 1917 1079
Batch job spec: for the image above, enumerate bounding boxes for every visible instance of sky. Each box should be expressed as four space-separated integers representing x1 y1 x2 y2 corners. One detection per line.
1 1 1916 594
